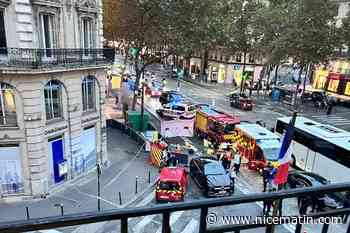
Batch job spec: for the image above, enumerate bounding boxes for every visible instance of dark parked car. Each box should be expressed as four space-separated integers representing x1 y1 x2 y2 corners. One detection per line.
287 171 346 210
189 157 234 197
229 93 253 110
159 90 182 106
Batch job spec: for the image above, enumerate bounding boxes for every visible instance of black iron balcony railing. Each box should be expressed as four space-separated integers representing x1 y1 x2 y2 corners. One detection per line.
0 48 115 70
0 182 349 233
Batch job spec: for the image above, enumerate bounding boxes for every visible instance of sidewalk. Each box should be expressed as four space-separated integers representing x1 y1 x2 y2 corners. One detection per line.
0 127 159 223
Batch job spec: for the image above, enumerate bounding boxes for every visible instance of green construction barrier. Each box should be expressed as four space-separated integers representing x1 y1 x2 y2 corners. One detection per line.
127 111 150 132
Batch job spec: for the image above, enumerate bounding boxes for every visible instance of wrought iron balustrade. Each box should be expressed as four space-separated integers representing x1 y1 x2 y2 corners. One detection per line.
0 183 349 233
0 48 115 70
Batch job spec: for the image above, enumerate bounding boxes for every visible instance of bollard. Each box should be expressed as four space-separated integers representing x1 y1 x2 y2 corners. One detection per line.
148 170 151 184
60 204 64 216
119 192 122 205
54 203 64 216
135 177 138 194
25 206 30 220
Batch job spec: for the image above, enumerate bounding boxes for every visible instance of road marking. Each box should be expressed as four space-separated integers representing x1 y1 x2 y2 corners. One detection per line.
155 211 185 233
180 219 198 233
136 191 155 207
72 186 120 208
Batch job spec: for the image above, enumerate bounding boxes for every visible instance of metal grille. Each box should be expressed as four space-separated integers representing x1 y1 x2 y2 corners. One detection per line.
0 182 349 233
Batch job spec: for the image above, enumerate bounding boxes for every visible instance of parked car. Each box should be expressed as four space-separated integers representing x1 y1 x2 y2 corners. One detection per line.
156 167 188 202
157 101 196 119
145 80 163 97
189 157 234 197
287 171 346 210
229 93 253 111
159 90 182 106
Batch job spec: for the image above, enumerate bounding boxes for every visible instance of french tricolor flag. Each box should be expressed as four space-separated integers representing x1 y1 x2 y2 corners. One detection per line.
274 113 297 185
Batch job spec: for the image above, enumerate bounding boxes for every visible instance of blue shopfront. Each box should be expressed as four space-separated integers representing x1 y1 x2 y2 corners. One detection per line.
48 136 66 184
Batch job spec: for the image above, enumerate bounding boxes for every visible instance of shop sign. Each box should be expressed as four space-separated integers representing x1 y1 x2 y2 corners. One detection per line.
233 65 240 70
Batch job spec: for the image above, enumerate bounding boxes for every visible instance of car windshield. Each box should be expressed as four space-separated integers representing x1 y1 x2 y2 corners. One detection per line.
173 105 185 111
158 181 180 191
188 105 196 111
204 163 226 175
224 124 235 132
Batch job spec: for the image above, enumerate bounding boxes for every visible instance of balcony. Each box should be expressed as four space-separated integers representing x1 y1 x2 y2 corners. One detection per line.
0 183 349 233
0 48 115 72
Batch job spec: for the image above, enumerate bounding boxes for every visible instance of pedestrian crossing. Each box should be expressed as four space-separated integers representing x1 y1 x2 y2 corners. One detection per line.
309 115 350 127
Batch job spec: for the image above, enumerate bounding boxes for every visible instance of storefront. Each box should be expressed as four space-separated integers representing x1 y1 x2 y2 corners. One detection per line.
0 145 24 195
313 68 329 89
80 126 97 171
218 64 226 83
233 64 242 86
209 66 218 82
48 136 66 185
313 60 350 96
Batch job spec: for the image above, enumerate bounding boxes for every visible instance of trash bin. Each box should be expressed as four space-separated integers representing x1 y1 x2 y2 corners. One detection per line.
271 88 280 102
127 111 150 131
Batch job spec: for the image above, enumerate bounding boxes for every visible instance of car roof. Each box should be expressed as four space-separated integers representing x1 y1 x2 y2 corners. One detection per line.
278 116 350 151
289 171 328 184
159 167 185 182
211 114 240 124
236 124 280 140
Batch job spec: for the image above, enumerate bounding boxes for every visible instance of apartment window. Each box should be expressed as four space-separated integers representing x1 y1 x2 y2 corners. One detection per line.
0 83 16 126
249 55 255 63
45 80 62 121
0 10 7 55
40 14 54 57
82 76 95 112
81 18 93 49
236 54 242 62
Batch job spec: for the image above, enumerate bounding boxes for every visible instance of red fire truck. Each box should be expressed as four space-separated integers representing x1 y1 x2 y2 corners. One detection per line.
195 105 240 144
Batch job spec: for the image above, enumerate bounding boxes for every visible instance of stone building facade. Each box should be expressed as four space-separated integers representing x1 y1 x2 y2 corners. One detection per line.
0 0 111 199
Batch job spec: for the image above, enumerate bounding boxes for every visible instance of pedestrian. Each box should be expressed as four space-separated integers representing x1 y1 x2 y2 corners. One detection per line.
162 146 170 167
276 198 283 217
343 191 350 223
263 189 274 216
220 149 231 171
120 76 130 123
327 98 334 115
262 163 271 192
233 151 241 176
162 78 167 89
299 196 311 215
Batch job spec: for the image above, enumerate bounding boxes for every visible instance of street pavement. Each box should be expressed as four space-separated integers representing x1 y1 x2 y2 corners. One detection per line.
0 128 160 232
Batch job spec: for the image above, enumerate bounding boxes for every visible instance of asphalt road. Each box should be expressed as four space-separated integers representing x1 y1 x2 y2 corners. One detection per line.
164 75 350 132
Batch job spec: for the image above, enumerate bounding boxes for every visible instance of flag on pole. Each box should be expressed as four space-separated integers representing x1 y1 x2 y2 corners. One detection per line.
273 113 297 185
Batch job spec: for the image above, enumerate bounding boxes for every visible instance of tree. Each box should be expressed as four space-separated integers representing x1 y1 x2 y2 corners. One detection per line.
224 0 264 94
279 0 341 104
340 11 350 56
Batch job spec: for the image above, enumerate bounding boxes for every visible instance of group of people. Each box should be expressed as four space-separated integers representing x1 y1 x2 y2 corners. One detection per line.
215 144 242 177
160 143 182 169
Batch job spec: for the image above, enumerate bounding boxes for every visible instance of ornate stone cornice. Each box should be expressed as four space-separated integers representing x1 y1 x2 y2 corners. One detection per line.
75 0 97 13
0 0 11 7
30 0 62 8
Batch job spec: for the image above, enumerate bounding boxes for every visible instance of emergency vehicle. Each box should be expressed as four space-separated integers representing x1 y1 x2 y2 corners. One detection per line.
195 105 240 144
156 167 188 202
233 124 281 171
